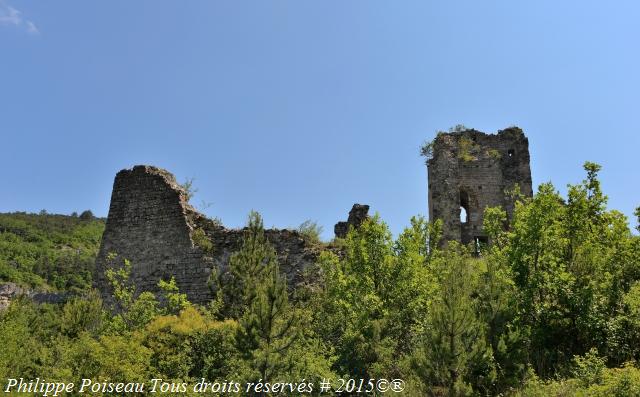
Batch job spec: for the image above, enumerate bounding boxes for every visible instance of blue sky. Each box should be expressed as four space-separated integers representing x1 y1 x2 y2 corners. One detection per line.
1 1 638 239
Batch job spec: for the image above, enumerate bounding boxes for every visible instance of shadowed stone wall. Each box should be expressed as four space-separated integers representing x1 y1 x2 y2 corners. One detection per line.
94 166 214 303
95 165 327 304
334 204 370 238
427 127 533 244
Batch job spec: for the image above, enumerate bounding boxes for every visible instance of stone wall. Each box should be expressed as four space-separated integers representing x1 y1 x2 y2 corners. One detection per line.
334 204 370 238
427 127 532 244
95 165 328 305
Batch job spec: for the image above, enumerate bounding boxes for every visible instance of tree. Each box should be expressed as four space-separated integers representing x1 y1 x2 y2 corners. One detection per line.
104 256 160 332
506 182 572 376
157 277 191 315
79 210 94 220
238 262 299 386
142 306 215 380
477 206 528 393
503 163 640 376
219 211 274 319
389 216 439 355
317 215 444 385
316 215 397 380
225 212 302 389
413 244 487 396
60 289 104 338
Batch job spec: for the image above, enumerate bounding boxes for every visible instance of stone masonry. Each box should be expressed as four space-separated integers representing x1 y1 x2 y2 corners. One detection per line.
95 166 352 305
427 127 533 245
97 131 532 304
334 204 370 238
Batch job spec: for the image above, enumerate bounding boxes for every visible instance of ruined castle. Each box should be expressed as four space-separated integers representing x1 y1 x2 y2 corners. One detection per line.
94 166 369 304
95 127 532 302
427 127 532 244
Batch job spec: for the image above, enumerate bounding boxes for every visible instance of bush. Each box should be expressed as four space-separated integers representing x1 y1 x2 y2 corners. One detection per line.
297 220 323 244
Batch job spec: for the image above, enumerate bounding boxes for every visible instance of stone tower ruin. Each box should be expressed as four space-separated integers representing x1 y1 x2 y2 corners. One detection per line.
94 166 216 304
426 127 533 245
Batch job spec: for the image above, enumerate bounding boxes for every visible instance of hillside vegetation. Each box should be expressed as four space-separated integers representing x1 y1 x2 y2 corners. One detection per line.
0 211 104 292
1 163 640 396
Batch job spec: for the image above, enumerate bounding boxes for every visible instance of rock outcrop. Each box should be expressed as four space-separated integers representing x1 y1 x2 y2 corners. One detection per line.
0 282 68 311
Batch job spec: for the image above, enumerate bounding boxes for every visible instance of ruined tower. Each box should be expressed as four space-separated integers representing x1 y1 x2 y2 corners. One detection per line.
95 165 359 304
94 166 216 303
334 204 370 238
426 127 533 244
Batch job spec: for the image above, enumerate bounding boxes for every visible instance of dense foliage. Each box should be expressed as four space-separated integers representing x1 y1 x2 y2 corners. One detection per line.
1 163 639 396
0 212 104 292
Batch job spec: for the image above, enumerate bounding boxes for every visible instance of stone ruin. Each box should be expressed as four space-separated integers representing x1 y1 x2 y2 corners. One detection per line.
427 127 533 245
334 204 370 238
6 128 535 309
95 165 369 304
95 126 532 304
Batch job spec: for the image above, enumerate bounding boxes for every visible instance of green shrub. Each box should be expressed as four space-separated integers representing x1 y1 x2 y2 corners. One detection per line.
191 227 213 254
297 220 324 244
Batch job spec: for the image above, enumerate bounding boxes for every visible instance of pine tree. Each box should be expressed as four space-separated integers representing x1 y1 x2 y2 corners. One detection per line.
238 262 298 385
220 211 273 319
226 212 300 388
414 244 486 396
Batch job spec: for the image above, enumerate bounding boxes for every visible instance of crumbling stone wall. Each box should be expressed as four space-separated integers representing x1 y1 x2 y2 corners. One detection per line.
427 127 533 244
95 165 328 305
94 166 212 303
334 204 370 238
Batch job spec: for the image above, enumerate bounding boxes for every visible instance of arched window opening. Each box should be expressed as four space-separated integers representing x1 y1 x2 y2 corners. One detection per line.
460 206 468 223
508 149 515 157
460 190 470 224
